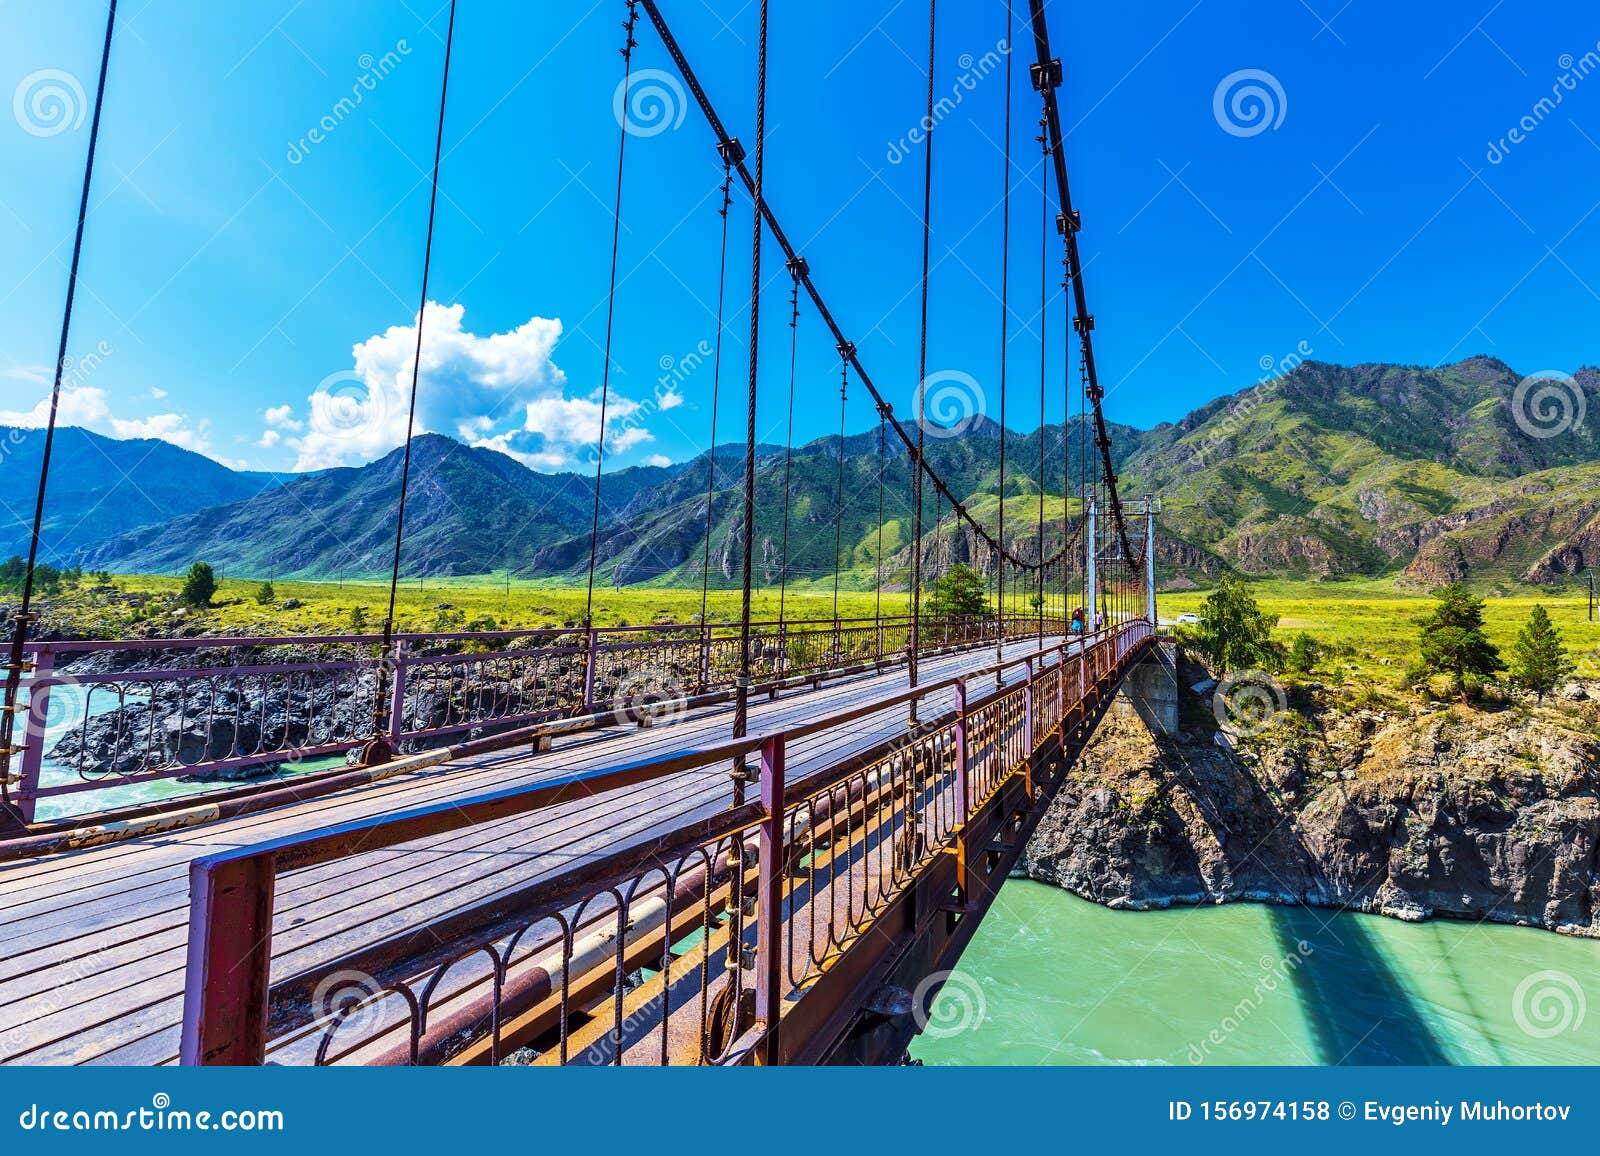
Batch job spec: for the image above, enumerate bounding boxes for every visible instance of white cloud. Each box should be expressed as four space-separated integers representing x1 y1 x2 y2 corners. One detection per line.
0 385 111 428
289 302 660 473
656 386 684 410
258 428 282 448
110 412 214 454
148 387 168 400
642 453 672 468
0 383 218 456
263 403 301 429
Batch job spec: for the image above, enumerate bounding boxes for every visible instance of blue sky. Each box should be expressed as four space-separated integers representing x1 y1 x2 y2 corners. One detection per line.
1 0 1598 474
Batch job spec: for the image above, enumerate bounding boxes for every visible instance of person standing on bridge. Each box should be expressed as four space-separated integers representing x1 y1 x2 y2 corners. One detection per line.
1071 606 1086 634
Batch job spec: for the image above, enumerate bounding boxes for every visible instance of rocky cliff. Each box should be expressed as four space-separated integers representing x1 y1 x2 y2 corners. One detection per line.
1023 664 1600 937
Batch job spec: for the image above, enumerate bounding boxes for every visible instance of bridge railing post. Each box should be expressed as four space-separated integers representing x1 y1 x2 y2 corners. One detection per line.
1056 643 1067 743
581 627 598 714
386 639 408 748
1023 657 1035 763
952 678 969 820
755 733 786 1064
180 851 276 1065
700 621 711 693
12 643 52 825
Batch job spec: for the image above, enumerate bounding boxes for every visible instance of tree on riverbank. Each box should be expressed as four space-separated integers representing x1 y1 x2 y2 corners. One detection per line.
1508 604 1572 702
1185 574 1283 674
1417 583 1503 702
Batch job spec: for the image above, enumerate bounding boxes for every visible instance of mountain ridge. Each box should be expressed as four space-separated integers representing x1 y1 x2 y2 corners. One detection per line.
33 356 1600 587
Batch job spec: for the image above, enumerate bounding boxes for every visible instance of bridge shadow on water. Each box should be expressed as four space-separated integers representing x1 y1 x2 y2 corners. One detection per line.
1266 904 1454 1066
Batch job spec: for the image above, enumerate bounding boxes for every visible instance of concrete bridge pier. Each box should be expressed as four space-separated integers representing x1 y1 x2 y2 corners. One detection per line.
1114 638 1178 737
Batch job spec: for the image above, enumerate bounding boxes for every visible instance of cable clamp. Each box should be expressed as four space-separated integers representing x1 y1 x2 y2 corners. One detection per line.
1030 59 1063 91
717 137 746 166
1056 210 1081 235
1073 314 1095 335
836 340 856 361
785 253 808 279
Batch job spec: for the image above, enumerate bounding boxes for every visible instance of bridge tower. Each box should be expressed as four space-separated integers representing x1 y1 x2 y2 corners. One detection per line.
1143 495 1160 626
1085 496 1097 628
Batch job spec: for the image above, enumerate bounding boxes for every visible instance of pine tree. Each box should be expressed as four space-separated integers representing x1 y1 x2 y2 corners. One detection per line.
179 562 216 608
1417 582 1503 701
255 580 276 606
1508 604 1572 702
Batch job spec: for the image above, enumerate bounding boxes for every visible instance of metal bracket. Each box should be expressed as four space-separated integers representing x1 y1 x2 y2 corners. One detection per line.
785 253 808 279
717 136 746 166
1030 58 1062 91
1073 313 1095 335
1056 209 1081 235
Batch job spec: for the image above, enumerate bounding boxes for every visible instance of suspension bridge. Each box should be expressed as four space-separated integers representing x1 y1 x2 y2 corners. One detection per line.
0 0 1172 1066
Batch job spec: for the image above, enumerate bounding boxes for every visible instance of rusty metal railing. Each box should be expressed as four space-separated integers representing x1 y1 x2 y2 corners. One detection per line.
179 620 1151 1066
8 613 1064 825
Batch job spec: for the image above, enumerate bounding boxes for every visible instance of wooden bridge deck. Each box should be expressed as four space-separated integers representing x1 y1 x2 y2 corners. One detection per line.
0 636 1065 1066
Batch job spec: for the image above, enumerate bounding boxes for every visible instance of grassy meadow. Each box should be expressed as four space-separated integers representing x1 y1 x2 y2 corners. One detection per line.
1161 577 1600 685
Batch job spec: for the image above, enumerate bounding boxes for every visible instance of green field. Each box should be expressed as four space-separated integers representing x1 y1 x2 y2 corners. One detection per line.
1161 577 1600 685
17 572 1600 690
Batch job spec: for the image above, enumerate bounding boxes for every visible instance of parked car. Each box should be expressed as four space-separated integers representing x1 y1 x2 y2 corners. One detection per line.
1175 612 1203 625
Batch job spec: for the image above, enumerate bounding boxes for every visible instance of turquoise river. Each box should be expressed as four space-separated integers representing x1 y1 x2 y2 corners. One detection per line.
912 881 1600 1066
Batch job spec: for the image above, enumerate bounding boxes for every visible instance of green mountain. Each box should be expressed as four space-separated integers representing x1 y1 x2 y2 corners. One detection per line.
0 426 293 564
56 357 1600 588
1118 358 1600 584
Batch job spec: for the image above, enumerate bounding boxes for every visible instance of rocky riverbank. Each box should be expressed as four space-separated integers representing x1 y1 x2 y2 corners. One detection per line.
1023 658 1600 937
